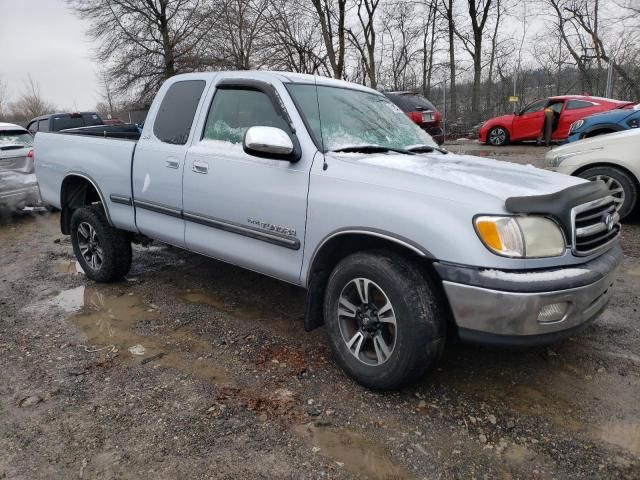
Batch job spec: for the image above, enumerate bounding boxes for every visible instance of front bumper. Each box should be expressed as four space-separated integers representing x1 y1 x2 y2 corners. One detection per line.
435 245 622 346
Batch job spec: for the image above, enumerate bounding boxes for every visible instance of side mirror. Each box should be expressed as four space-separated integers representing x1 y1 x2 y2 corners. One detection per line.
243 126 294 160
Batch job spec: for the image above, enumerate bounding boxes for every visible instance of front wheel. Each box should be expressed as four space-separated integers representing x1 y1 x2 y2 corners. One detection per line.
487 127 509 146
577 166 638 220
71 205 132 282
323 251 446 390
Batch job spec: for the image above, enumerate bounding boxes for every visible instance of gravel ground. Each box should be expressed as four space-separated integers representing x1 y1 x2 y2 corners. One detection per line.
1 150 639 478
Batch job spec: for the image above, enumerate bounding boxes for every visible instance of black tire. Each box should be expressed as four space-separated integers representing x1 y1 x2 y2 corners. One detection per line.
70 204 132 282
323 251 446 390
487 126 509 146
577 166 638 220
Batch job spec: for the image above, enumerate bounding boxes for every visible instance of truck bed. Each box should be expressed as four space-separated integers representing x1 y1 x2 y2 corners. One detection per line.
35 132 138 232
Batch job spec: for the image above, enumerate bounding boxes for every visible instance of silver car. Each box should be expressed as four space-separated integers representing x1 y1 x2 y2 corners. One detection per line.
0 122 40 212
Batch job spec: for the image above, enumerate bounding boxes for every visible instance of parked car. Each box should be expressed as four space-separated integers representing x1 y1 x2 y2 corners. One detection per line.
546 129 640 219
0 122 40 212
565 103 640 143
384 92 444 145
478 95 634 146
26 112 103 135
36 71 621 390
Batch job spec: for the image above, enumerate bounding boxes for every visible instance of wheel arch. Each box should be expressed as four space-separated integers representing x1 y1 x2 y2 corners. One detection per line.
303 230 439 332
582 124 623 138
60 173 112 235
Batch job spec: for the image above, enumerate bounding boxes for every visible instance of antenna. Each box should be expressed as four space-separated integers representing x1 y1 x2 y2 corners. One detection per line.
314 75 328 171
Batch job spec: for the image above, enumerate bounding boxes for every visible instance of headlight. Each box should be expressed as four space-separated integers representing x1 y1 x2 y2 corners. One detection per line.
474 215 565 258
627 118 639 128
569 119 585 134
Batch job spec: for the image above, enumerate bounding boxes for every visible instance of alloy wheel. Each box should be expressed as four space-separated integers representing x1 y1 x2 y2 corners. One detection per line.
337 278 397 366
588 174 625 211
488 128 506 146
77 221 103 270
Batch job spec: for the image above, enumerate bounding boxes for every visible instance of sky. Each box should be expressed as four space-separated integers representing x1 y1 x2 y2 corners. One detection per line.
0 0 99 110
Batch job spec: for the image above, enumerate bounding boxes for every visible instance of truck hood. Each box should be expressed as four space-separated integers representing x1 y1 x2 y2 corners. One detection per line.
335 151 586 200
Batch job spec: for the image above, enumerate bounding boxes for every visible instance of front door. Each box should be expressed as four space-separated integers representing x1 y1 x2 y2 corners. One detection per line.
182 79 314 283
512 99 547 141
133 79 207 247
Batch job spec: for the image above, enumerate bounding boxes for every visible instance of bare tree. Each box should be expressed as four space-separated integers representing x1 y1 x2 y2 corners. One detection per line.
264 0 327 74
0 77 9 120
70 0 213 103
10 76 56 122
347 0 381 88
441 0 457 118
453 0 493 123
310 0 347 78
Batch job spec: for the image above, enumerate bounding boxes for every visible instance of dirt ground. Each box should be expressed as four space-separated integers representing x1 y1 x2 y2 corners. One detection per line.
1 146 639 479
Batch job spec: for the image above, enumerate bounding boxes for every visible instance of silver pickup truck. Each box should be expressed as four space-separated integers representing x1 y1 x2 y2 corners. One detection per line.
35 72 622 389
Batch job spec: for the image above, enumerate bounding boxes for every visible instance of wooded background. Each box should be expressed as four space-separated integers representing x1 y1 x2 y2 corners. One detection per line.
1 0 638 129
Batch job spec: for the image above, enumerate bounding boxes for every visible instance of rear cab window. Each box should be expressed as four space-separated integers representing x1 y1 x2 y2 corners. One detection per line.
51 115 85 131
153 80 206 145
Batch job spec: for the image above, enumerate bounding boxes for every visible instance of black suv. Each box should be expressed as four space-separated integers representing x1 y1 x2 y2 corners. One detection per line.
26 112 103 135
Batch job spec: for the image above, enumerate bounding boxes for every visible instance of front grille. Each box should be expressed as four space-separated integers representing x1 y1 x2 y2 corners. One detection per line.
572 196 620 255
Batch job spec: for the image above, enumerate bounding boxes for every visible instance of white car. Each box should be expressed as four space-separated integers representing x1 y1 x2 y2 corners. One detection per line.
546 129 640 219
0 122 40 212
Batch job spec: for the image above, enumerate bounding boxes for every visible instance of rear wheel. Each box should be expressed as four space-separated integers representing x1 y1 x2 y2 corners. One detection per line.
577 166 637 220
487 127 509 146
71 204 132 282
323 251 446 390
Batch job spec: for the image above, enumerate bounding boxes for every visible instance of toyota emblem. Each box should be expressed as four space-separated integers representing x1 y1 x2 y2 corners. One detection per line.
604 213 615 231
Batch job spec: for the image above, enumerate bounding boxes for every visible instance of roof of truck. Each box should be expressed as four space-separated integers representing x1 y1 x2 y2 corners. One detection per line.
169 71 379 94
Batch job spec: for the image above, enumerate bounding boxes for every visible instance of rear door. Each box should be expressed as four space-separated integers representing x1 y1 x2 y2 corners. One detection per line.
511 99 547 140
132 79 207 247
554 99 602 139
182 78 313 283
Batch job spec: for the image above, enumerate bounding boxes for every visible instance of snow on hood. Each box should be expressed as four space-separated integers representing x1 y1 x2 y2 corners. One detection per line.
343 151 586 198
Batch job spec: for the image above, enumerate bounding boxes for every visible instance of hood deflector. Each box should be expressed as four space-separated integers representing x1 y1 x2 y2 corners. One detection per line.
505 181 610 238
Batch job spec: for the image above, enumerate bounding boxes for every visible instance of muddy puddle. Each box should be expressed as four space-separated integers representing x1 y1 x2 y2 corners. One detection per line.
48 286 228 384
447 367 640 455
55 260 84 274
180 290 302 333
294 424 412 479
594 422 640 456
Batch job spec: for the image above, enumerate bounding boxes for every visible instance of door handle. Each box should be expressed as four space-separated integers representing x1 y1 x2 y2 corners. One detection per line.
165 159 180 169
192 160 209 174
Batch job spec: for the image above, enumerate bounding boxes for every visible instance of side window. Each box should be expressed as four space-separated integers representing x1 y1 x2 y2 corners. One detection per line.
521 100 546 114
27 122 37 134
153 80 206 145
566 100 595 110
202 88 290 144
38 119 49 132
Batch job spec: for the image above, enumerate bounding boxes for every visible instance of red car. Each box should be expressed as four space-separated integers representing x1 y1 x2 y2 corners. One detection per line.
478 95 634 146
384 92 444 145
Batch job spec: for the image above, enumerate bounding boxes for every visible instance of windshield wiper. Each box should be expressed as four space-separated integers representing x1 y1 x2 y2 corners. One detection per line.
331 145 415 155
406 144 448 154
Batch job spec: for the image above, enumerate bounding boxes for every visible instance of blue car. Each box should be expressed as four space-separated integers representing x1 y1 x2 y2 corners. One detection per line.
566 104 640 143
